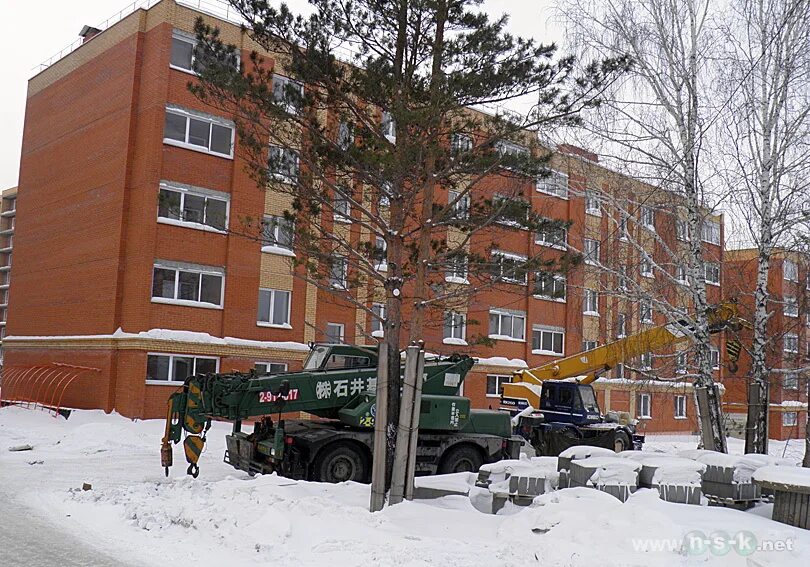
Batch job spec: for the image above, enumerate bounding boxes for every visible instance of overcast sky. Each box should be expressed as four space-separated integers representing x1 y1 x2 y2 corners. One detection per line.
0 0 559 190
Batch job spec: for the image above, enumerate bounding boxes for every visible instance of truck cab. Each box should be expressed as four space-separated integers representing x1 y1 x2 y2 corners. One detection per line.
538 382 603 426
302 344 378 371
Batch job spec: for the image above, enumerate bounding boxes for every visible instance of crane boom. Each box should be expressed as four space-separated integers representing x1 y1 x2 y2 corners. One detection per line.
502 300 746 412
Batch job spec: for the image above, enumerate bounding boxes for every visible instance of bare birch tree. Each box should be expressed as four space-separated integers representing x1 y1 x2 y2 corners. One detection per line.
557 0 728 450
715 0 810 455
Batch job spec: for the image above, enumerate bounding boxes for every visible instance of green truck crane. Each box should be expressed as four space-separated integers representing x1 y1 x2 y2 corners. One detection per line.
161 343 523 481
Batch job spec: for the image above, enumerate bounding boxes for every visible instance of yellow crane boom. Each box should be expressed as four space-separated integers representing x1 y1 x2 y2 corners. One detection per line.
501 300 747 411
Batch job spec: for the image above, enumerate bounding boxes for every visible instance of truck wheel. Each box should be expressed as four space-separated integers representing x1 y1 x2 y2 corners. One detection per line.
438 444 484 474
613 431 631 453
313 443 369 483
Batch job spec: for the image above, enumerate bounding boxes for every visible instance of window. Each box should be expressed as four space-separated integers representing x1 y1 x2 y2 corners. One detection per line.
536 170 568 198
451 133 473 154
157 182 229 232
535 220 567 249
170 29 238 74
373 237 387 271
640 301 653 324
325 323 345 344
784 333 799 353
582 340 598 352
613 363 625 379
702 220 721 245
381 111 396 142
492 251 528 285
448 190 470 220
640 253 654 278
446 253 469 283
618 266 629 291
146 354 218 384
585 190 600 216
533 326 564 355
583 289 599 315
583 238 600 265
261 215 294 252
272 74 304 114
710 348 720 369
333 189 352 223
784 296 799 318
676 219 690 242
496 140 530 161
443 311 467 344
257 288 291 327
152 261 224 308
493 194 529 227
486 374 510 397
639 352 652 370
638 393 651 418
640 206 655 229
784 259 799 282
255 362 288 375
164 106 234 158
704 262 720 285
489 308 526 341
674 395 687 419
534 272 566 301
676 352 687 374
337 121 354 150
329 256 348 289
783 372 799 390
268 145 300 183
783 412 798 427
371 303 386 337
618 213 629 241
616 314 627 338
676 265 689 284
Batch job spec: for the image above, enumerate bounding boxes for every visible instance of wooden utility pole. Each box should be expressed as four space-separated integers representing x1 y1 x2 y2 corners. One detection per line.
370 342 389 512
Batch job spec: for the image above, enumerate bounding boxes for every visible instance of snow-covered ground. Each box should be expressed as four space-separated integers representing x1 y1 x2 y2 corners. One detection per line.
1 406 809 567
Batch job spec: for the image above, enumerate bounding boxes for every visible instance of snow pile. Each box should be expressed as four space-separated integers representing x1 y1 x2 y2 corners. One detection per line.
571 457 641 486
643 457 706 486
753 466 810 489
558 445 616 462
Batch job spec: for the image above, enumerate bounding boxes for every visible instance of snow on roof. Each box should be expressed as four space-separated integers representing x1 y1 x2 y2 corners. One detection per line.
473 356 528 368
4 328 311 352
752 465 810 489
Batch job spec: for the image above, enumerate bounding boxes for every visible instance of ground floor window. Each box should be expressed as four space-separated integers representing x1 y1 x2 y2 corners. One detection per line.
638 393 651 418
674 395 687 418
486 374 510 398
782 412 798 427
146 353 219 384
255 362 288 375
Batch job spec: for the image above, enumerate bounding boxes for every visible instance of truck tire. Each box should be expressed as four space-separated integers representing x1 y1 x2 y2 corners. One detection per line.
613 430 631 453
312 442 369 483
438 444 484 474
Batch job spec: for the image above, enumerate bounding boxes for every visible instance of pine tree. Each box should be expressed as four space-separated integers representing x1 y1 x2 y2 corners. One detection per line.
189 0 629 488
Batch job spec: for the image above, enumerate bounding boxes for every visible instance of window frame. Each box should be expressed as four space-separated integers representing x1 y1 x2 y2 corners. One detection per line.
445 253 469 284
783 411 798 427
488 308 526 342
674 395 687 419
784 296 799 318
532 325 565 355
640 252 654 278
639 351 652 370
535 220 568 250
536 170 569 199
534 272 566 302
784 259 799 282
163 106 235 159
257 287 292 328
146 352 220 385
443 311 467 345
271 74 304 114
151 261 225 309
701 220 721 245
492 250 528 285
585 189 601 216
638 393 652 419
640 301 653 324
583 238 600 265
325 322 345 344
784 333 799 354
486 374 511 398
371 303 386 337
329 256 348 289
255 361 288 375
583 288 599 316
261 214 295 256
157 181 230 234
783 372 799 390
268 145 301 184
710 348 720 370
704 261 720 286
334 189 352 223
640 206 655 230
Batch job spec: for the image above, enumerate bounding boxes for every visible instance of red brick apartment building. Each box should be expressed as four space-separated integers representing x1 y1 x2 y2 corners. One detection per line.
724 250 809 440
2 0 725 434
